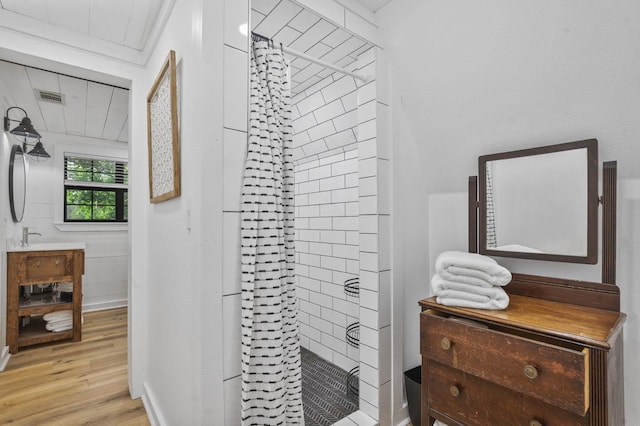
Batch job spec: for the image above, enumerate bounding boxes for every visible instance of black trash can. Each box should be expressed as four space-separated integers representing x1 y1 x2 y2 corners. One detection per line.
404 365 421 425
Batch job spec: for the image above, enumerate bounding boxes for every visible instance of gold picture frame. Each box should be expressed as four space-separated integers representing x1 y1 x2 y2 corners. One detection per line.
147 50 180 203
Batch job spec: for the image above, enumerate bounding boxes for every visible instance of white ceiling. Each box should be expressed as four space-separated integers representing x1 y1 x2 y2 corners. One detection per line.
0 0 166 51
1 60 129 143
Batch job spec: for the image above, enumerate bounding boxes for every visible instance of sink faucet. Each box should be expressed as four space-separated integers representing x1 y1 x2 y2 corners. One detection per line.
22 227 42 247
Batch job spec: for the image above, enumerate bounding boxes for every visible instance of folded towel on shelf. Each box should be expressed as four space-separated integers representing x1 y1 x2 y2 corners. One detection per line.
43 310 72 322
45 318 73 328
45 320 72 332
435 251 512 287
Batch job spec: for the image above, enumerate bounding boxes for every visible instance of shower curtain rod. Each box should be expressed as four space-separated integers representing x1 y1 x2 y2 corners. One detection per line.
251 32 371 83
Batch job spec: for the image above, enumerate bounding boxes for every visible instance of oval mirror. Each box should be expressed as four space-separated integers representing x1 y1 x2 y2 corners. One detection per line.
9 144 27 223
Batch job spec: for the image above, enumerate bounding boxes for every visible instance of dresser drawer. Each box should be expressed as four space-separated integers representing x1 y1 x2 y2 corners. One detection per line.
25 254 71 280
428 360 587 426
421 311 589 415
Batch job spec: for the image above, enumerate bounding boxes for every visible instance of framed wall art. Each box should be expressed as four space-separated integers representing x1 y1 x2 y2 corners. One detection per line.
147 50 180 203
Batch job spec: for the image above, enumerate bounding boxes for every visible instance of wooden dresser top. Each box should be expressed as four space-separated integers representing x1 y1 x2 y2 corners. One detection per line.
419 294 625 349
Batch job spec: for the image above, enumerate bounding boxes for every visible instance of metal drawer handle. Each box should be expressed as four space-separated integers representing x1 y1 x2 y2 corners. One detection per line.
440 337 451 350
449 385 460 397
530 420 543 426
35 261 41 267
55 259 60 266
524 364 539 380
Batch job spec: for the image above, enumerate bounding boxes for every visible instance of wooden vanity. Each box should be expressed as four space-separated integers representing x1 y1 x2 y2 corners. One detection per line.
419 274 625 425
6 246 84 353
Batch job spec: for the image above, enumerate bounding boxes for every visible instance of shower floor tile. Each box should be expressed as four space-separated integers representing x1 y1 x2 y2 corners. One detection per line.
301 347 358 425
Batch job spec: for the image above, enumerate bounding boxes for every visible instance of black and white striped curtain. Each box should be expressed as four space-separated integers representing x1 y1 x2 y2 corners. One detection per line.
240 40 304 425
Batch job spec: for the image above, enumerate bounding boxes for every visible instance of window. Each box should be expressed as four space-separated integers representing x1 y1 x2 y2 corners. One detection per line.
64 156 128 222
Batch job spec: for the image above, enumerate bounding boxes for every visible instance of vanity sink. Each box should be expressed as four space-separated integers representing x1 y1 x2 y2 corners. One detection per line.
7 242 86 252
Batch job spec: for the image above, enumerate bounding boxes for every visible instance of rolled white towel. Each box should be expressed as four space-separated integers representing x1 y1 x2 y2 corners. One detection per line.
435 251 512 287
43 310 72 322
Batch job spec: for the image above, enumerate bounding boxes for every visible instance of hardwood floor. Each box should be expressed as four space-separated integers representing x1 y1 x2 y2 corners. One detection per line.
0 308 150 425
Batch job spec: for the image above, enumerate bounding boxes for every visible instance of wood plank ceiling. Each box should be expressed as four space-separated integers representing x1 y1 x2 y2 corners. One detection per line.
0 60 129 143
0 0 166 51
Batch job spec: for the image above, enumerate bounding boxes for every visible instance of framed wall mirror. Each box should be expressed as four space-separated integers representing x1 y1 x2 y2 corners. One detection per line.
9 144 27 223
478 139 598 264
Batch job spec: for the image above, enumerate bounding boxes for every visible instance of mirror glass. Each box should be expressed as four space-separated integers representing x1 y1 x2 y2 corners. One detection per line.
479 139 598 264
9 144 27 223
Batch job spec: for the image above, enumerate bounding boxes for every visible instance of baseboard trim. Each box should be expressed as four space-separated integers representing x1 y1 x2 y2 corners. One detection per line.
0 346 11 372
82 299 128 313
142 382 167 426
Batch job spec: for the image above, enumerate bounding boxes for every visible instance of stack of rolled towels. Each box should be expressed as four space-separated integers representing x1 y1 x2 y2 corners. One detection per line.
43 310 73 332
431 251 512 310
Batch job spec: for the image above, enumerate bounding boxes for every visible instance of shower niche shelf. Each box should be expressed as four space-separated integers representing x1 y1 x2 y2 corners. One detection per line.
346 322 359 348
347 366 359 397
343 277 359 297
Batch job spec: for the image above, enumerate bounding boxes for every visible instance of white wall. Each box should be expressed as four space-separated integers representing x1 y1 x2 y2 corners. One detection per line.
378 0 640 421
13 132 129 311
134 0 226 424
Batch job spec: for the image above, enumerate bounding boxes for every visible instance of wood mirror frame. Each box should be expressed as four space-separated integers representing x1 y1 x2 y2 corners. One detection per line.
469 139 617 285
477 139 599 264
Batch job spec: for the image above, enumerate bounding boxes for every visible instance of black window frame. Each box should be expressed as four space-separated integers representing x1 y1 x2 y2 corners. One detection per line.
64 157 128 223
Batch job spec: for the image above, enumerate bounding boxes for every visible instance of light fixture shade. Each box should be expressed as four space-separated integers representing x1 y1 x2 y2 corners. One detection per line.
10 116 41 139
27 140 51 161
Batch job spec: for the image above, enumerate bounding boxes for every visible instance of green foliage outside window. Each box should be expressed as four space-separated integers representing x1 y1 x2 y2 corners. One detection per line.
64 156 127 222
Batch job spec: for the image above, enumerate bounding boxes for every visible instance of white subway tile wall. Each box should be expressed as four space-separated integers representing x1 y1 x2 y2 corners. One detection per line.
289 53 365 375
291 69 359 162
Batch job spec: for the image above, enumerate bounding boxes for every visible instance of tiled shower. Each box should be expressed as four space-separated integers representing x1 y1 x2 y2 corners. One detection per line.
292 70 362 374
222 0 392 423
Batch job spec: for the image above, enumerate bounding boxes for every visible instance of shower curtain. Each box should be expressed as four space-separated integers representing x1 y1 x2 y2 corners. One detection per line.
240 40 304 425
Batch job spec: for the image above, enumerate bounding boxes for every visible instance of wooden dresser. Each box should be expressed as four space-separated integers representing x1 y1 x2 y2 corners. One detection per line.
419 274 625 426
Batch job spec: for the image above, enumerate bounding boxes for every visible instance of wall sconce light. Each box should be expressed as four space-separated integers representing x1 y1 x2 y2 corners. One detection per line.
4 106 50 161
25 138 51 161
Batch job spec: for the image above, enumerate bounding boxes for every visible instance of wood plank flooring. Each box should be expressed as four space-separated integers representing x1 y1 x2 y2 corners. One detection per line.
0 308 150 425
